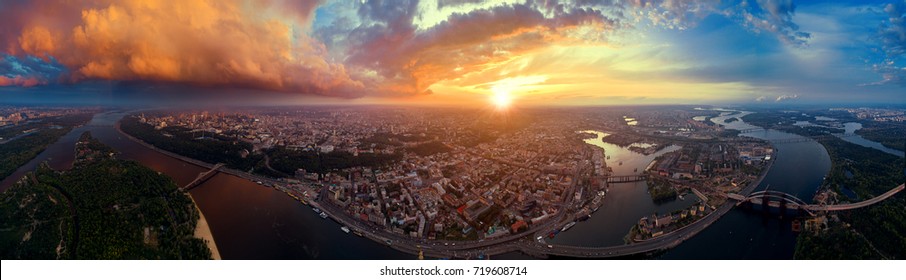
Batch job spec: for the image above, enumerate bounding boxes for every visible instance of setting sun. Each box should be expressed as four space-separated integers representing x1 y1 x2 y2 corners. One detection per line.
487 76 548 110
491 87 513 110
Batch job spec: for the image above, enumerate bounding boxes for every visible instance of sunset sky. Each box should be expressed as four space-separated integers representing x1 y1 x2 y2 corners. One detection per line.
1 0 904 106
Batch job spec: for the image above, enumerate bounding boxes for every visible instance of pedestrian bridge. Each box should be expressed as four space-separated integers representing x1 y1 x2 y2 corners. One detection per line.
605 174 648 184
182 163 225 191
736 128 765 133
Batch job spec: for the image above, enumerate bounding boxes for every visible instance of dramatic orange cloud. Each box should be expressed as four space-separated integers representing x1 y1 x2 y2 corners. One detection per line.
338 3 614 96
7 0 884 105
4 0 361 95
0 75 42 87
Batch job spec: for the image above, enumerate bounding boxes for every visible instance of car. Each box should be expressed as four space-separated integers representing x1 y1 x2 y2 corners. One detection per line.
547 245 554 249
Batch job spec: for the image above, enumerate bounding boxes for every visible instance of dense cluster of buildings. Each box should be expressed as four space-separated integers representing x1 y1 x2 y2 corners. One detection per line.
138 108 596 240
648 139 772 206
634 203 710 240
831 107 906 122
621 109 723 140
650 142 771 180
136 106 772 242
316 120 596 240
0 107 90 127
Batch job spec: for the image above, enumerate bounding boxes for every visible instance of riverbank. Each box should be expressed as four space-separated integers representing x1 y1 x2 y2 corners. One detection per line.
520 154 778 258
115 120 222 259
115 117 454 258
189 194 221 260
635 153 775 242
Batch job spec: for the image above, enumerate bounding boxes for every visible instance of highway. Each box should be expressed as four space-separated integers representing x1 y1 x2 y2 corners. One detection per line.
521 203 736 258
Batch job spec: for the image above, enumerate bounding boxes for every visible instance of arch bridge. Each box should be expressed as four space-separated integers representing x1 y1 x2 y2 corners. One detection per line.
740 190 815 216
728 184 904 216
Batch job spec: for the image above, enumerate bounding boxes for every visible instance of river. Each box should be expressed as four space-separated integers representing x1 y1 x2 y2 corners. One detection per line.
539 111 836 258
793 120 903 157
542 114 830 259
1 111 413 259
659 111 832 259
837 122 902 157
550 132 699 247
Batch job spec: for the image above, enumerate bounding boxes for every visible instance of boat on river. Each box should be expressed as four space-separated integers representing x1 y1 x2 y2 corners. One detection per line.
561 221 577 232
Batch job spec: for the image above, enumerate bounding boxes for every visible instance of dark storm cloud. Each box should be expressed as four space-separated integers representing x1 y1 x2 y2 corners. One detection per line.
0 55 66 86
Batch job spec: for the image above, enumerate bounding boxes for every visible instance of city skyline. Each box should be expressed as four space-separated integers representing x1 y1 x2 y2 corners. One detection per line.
1 0 905 266
2 0 906 107
2 104 903 261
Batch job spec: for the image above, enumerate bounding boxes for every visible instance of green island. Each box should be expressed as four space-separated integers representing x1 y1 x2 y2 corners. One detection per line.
742 112 905 259
0 114 94 180
0 132 211 259
645 176 678 203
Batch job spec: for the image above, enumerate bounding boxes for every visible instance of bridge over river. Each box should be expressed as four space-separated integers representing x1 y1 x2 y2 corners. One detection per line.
726 183 904 216
182 163 224 191
605 174 648 183
512 183 903 259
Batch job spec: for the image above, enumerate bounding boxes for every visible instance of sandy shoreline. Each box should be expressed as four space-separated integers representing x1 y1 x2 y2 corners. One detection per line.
116 119 221 259
190 194 221 260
